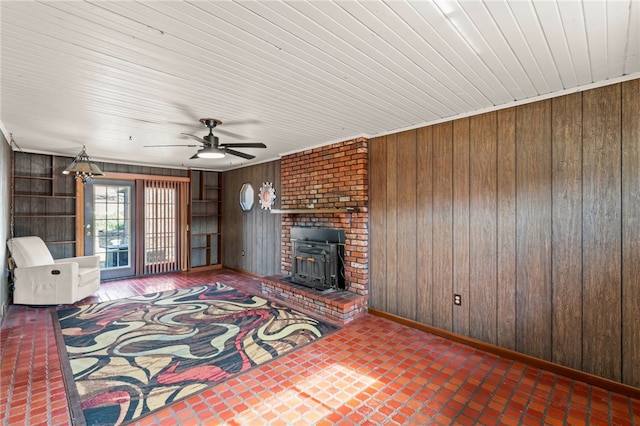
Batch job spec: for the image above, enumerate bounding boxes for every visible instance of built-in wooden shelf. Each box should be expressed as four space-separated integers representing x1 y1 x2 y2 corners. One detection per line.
13 175 53 180
12 152 78 259
189 170 222 270
14 214 76 218
270 207 357 214
13 194 75 199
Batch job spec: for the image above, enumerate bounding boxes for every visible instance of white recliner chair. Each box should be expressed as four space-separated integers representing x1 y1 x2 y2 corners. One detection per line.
7 236 101 305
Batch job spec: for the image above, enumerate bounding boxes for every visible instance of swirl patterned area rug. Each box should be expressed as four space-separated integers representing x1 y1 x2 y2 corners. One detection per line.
53 283 339 426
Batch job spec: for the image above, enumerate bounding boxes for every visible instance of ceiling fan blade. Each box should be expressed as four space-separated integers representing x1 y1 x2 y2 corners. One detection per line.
225 148 255 160
128 117 192 127
173 102 201 121
223 119 261 126
220 142 267 148
101 111 192 127
144 144 201 148
180 133 207 144
215 128 248 140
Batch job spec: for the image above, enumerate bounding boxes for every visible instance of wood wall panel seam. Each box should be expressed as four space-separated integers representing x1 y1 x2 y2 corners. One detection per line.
550 92 584 371
581 84 623 382
396 130 418 320
469 112 498 345
385 134 399 314
452 118 470 336
432 122 454 331
515 100 553 360
621 79 640 388
416 128 433 324
496 108 517 351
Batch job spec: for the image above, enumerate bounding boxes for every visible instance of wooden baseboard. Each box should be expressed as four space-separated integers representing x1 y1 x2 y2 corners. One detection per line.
220 266 263 279
368 308 640 400
186 264 223 272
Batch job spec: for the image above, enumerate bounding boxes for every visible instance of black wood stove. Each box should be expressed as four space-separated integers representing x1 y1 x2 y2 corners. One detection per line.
290 227 345 291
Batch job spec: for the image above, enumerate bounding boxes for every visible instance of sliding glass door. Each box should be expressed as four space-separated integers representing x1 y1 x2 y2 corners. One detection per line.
84 180 136 280
84 178 186 280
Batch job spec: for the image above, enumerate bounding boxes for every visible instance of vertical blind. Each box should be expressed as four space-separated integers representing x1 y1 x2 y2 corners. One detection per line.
144 179 187 274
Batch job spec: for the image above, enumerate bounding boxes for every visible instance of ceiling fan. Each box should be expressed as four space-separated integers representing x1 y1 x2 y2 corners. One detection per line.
145 118 266 160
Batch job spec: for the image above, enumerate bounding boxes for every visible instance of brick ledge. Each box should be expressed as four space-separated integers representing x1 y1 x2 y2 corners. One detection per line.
261 275 368 325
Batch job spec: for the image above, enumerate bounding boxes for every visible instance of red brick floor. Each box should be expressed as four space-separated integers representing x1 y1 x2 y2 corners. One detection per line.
1 269 639 425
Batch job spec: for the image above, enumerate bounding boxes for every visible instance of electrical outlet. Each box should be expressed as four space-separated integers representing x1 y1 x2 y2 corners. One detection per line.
453 294 462 306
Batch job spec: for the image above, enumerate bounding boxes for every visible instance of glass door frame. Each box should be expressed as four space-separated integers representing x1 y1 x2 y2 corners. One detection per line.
75 173 190 276
84 179 136 280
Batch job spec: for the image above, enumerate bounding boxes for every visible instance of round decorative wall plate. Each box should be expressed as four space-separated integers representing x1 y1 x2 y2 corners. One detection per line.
258 182 276 210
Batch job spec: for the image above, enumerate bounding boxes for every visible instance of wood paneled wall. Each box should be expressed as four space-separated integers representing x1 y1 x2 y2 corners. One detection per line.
98 162 189 178
369 79 640 388
222 160 281 277
1 135 11 321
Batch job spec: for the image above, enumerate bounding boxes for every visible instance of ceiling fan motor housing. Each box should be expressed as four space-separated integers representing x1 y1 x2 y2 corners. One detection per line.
200 118 222 128
204 134 219 146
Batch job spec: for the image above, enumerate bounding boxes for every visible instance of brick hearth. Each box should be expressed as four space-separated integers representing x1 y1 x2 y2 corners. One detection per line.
262 275 368 325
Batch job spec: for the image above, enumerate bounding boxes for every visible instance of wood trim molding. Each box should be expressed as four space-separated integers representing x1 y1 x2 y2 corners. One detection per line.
93 172 190 182
368 308 640 400
75 179 84 256
187 264 223 272
220 266 263 279
270 207 357 214
180 181 189 271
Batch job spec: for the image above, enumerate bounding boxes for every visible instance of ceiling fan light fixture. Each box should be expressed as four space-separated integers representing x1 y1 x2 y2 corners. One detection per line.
62 145 104 184
196 147 225 159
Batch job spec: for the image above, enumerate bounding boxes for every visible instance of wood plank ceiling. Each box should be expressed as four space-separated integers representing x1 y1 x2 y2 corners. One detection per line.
1 0 638 170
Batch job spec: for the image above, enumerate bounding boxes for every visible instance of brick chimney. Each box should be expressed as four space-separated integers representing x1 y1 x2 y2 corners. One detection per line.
279 138 369 296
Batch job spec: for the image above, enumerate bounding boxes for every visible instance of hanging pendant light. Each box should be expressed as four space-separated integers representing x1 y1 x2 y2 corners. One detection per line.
63 145 104 184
